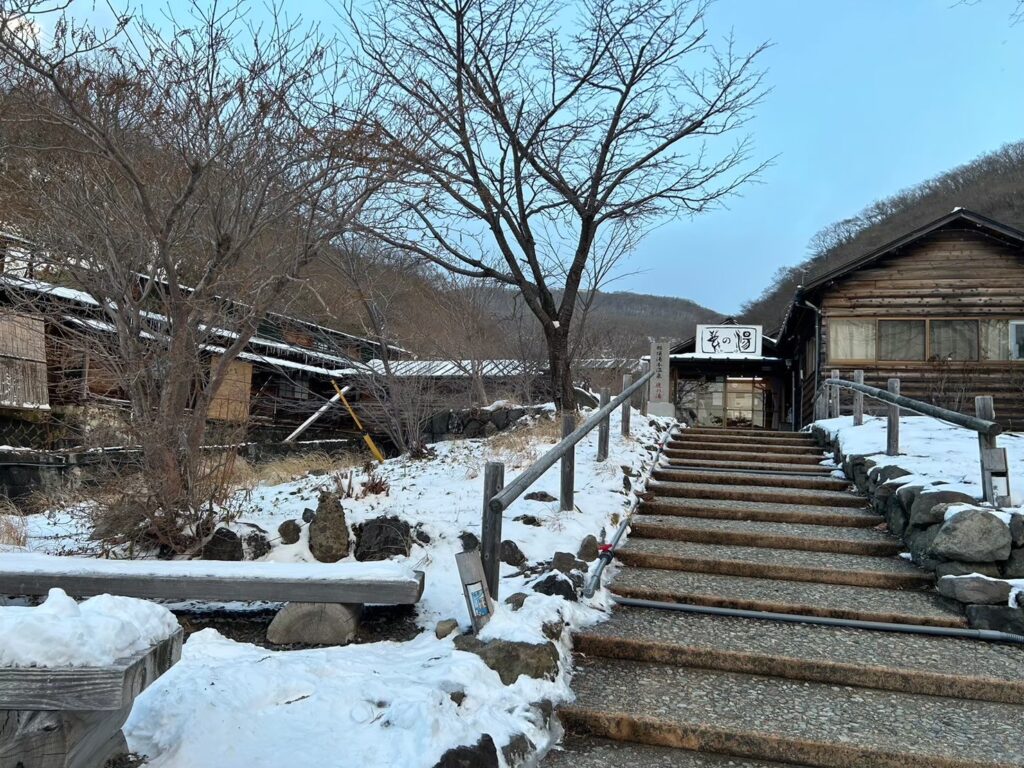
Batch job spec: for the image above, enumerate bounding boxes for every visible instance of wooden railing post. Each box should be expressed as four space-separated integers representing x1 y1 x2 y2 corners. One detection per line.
829 370 840 418
560 412 575 511
976 396 998 505
597 388 611 461
621 375 633 437
853 370 864 426
480 461 505 599
886 378 900 456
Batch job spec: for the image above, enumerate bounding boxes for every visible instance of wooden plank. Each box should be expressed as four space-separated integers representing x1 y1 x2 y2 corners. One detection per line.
0 570 425 605
886 378 900 456
560 412 575 512
1 703 132 768
596 387 610 461
0 631 182 711
479 462 504 600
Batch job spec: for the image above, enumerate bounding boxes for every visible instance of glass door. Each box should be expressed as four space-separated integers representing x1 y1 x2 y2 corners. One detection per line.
724 378 767 428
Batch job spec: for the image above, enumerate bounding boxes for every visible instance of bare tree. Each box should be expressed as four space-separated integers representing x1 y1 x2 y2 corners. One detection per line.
349 0 768 411
0 1 382 549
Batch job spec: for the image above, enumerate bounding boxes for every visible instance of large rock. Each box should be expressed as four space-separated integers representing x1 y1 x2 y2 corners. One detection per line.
453 636 559 685
895 484 925 516
908 491 976 529
202 527 243 561
500 540 526 567
935 560 1002 579
936 575 1012 605
1009 515 1024 548
353 515 411 561
278 519 302 545
266 602 360 645
551 551 586 574
868 465 911 494
308 491 349 563
906 523 942 568
434 734 499 768
577 535 599 562
929 509 1012 563
1003 547 1024 579
532 572 578 601
965 604 1024 635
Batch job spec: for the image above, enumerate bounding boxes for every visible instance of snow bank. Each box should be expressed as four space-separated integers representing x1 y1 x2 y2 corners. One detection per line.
0 588 179 667
125 628 564 768
814 415 1024 511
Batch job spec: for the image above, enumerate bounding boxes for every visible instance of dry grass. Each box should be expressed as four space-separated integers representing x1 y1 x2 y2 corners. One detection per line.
242 451 365 489
0 497 29 548
485 417 565 466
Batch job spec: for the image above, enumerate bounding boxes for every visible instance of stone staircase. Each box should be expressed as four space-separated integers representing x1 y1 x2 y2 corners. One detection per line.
544 427 1024 768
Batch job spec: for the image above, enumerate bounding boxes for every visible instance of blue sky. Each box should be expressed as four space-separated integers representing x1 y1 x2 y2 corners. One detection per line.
633 0 1024 314
63 0 1024 314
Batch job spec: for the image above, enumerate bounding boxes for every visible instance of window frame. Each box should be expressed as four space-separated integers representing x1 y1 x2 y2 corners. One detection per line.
1010 319 1024 361
827 316 1017 364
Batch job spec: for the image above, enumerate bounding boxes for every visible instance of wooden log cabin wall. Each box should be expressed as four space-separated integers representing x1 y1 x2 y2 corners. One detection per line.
780 210 1024 429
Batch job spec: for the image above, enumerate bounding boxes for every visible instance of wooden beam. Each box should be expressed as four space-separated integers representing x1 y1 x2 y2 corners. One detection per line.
0 631 182 712
0 570 425 606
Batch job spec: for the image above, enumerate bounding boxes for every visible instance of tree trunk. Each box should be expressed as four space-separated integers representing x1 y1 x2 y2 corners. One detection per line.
545 327 577 413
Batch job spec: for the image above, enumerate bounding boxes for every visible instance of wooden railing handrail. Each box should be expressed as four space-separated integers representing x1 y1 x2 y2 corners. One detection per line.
488 369 654 514
824 376 1002 437
818 370 1011 509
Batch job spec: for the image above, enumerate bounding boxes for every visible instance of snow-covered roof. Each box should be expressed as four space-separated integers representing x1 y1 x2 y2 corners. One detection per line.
669 353 783 362
335 359 535 379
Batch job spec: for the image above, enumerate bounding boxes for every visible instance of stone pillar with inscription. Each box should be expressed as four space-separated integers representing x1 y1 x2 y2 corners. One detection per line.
648 340 675 418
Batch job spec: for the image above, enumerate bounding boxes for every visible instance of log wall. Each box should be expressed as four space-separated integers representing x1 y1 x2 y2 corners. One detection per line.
816 227 1024 428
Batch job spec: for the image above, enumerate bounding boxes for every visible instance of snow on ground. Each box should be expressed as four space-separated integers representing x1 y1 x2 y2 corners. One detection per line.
8 405 668 767
0 587 178 667
813 414 1024 604
813 414 1024 509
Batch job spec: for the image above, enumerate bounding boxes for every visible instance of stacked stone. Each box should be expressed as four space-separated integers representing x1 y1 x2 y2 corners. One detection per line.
815 426 1024 635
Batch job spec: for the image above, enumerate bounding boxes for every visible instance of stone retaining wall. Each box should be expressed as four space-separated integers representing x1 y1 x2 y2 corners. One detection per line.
811 425 1024 635
422 404 549 443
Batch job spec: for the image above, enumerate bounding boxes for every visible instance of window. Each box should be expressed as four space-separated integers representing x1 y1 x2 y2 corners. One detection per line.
1012 321 1024 360
981 319 1009 361
878 320 925 361
829 318 876 361
929 319 979 361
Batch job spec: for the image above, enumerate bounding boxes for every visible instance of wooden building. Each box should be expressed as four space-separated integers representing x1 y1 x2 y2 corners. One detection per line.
0 273 408 447
777 209 1024 429
666 321 792 430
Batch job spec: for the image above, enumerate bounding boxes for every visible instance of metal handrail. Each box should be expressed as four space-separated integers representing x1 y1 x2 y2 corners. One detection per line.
488 370 654 514
826 377 1001 437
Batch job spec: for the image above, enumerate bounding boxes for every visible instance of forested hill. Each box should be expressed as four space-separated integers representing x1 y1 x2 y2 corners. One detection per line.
739 141 1024 332
580 290 723 348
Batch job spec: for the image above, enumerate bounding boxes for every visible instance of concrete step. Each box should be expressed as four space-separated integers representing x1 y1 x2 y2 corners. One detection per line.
671 431 818 446
639 497 884 528
616 539 935 589
542 736 794 768
575 607 1024 704
608 568 964 627
647 480 866 508
560 658 1024 767
651 467 852 492
677 427 808 439
662 457 834 474
630 515 903 556
667 440 825 457
663 448 827 466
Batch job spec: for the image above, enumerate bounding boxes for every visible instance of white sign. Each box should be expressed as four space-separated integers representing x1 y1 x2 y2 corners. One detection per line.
648 340 674 418
696 324 762 357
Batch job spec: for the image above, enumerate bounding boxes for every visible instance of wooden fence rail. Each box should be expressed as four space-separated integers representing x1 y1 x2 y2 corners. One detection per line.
818 370 1010 507
479 370 654 598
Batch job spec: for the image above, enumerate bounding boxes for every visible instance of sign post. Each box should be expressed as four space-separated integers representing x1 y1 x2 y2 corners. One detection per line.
648 340 674 418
